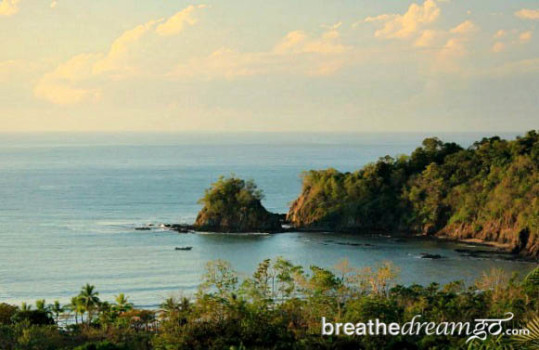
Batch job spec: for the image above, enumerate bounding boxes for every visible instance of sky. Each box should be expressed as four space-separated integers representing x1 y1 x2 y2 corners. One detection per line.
1 0 538 133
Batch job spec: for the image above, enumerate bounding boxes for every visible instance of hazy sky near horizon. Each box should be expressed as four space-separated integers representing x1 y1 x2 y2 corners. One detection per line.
1 0 538 132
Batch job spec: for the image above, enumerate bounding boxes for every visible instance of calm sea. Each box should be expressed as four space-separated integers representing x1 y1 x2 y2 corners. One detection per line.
0 132 534 308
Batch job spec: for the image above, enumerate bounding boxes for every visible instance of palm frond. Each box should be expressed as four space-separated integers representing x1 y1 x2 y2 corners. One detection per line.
513 315 539 349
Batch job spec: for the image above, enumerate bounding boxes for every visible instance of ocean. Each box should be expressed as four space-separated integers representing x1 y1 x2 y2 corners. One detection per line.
0 132 534 308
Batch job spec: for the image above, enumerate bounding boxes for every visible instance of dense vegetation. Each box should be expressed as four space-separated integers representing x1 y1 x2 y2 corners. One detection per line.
287 131 538 258
0 260 537 350
194 176 281 232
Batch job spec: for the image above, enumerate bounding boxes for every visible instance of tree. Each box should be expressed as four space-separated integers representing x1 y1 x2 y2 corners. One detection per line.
0 303 18 325
78 284 100 325
113 293 133 313
200 259 238 299
194 176 281 232
20 302 32 311
35 299 47 312
68 296 83 324
50 301 64 324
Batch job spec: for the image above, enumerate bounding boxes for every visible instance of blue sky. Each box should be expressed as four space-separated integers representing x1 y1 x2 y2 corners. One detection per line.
1 0 538 132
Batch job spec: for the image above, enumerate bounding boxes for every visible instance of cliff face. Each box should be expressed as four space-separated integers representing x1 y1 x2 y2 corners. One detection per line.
194 176 282 233
438 223 538 259
287 187 337 231
286 131 539 259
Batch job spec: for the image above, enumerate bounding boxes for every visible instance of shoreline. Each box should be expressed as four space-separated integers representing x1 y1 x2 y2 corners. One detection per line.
154 222 538 263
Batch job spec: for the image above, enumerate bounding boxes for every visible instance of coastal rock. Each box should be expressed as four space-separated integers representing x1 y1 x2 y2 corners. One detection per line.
193 176 282 233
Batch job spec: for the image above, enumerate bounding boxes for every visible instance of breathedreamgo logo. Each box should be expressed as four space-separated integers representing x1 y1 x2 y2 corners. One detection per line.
321 312 530 343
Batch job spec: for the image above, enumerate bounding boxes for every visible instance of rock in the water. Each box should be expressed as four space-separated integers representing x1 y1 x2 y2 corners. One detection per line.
193 176 282 233
420 253 444 259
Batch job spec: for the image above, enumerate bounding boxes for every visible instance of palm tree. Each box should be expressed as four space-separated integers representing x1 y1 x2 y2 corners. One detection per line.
159 297 180 316
50 300 64 324
97 301 114 328
68 296 83 324
159 296 190 320
35 299 47 311
20 302 32 311
78 284 100 325
114 293 134 313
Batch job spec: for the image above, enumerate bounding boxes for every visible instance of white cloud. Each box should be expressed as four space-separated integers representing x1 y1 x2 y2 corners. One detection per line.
35 5 207 104
449 20 477 35
170 27 351 80
93 19 161 76
414 29 439 47
519 30 532 43
365 0 440 39
515 9 539 20
433 20 478 59
35 5 349 105
0 0 19 16
441 38 466 57
34 54 102 105
155 4 207 36
273 25 348 55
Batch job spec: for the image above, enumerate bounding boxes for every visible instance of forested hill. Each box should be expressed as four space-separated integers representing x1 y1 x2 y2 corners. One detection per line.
287 131 538 258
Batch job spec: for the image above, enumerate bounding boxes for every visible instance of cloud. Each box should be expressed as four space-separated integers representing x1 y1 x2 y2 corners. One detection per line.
273 24 348 54
492 42 505 53
35 5 348 105
365 0 440 39
35 5 207 104
493 30 506 39
93 19 161 76
515 9 539 20
412 20 477 52
432 20 478 59
34 54 102 105
441 38 467 57
170 27 351 80
519 30 532 43
0 0 19 16
414 29 439 47
155 4 207 36
363 2 481 72
488 30 531 54
449 20 477 35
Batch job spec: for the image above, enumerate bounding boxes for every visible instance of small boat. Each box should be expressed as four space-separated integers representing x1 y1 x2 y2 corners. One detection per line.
175 246 192 251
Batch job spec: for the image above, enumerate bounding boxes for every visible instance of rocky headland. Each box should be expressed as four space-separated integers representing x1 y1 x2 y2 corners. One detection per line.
159 131 537 260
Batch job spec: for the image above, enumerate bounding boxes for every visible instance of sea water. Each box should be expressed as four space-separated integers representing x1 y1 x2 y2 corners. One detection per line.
0 132 534 308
